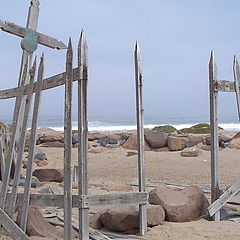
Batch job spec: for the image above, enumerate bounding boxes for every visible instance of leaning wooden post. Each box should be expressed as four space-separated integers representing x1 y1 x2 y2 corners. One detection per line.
209 50 220 221
8 58 37 218
20 54 44 231
233 56 240 121
64 38 73 240
0 61 28 210
134 42 147 234
78 30 89 240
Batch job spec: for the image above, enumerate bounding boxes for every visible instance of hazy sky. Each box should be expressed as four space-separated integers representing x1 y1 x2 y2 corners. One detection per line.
0 0 240 122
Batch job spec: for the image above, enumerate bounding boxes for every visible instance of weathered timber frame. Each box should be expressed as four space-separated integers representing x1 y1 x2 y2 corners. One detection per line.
208 51 240 220
0 1 148 239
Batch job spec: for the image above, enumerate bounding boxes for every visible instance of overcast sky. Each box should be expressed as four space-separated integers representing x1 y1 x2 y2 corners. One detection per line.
0 0 240 122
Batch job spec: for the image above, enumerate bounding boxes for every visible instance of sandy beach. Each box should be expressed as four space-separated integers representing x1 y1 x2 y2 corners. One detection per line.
2 143 238 240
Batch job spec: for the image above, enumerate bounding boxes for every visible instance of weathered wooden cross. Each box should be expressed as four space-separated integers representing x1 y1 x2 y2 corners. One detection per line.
0 1 148 240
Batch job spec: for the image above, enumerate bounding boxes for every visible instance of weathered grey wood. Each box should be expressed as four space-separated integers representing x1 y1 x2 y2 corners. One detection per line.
78 30 89 240
20 55 44 231
215 80 236 92
82 192 148 208
134 42 147 235
0 61 28 210
208 180 240 217
0 68 79 100
209 50 220 221
64 38 73 240
0 19 67 50
57 212 111 240
233 56 240 121
0 208 30 240
8 58 37 218
6 192 148 208
0 137 5 179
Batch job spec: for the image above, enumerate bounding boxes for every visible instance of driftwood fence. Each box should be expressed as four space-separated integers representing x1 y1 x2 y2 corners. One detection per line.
207 51 240 220
0 1 148 240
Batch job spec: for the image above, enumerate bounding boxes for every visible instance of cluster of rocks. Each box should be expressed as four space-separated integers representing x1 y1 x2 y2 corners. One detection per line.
23 127 240 159
122 128 238 157
89 185 209 233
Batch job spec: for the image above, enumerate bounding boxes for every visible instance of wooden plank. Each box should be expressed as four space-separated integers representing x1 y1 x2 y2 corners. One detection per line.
0 208 29 240
64 38 73 240
82 192 148 208
0 68 79 100
233 56 240 121
5 192 148 208
78 30 89 240
20 55 44 231
0 19 67 50
215 80 236 92
134 42 147 235
209 50 220 221
208 180 240 217
8 58 37 218
0 61 28 210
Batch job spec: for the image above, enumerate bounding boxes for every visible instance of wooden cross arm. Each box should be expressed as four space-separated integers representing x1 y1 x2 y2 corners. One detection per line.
0 67 79 100
0 19 67 50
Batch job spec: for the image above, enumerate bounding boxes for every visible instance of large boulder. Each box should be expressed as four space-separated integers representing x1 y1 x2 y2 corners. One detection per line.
122 133 151 151
188 134 206 145
16 206 57 237
228 138 240 149
32 169 64 182
89 213 103 230
181 146 202 157
144 129 168 148
149 186 209 222
100 205 165 232
88 133 107 141
167 136 189 151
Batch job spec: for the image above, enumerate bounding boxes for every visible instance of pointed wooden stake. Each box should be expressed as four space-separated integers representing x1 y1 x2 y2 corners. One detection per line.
134 42 147 235
209 50 220 221
64 38 73 240
233 56 240 121
20 54 44 231
78 30 89 240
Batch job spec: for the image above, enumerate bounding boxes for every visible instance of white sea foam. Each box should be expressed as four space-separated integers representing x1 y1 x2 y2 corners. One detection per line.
44 122 240 132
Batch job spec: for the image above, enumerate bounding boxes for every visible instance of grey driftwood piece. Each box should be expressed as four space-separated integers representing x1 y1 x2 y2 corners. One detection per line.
78 30 89 240
20 55 44 231
8 58 37 218
134 42 147 235
64 38 73 240
209 50 220 221
208 180 240 217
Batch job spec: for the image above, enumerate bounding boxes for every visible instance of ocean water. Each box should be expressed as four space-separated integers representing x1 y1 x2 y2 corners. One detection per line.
29 115 240 132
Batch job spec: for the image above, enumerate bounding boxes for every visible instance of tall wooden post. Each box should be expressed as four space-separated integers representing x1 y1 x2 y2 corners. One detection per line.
20 55 44 231
233 56 240 121
209 50 220 221
64 39 73 240
134 42 147 235
78 30 89 240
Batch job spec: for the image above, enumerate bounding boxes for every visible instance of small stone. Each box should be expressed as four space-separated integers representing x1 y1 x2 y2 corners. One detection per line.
127 151 138 157
181 146 202 157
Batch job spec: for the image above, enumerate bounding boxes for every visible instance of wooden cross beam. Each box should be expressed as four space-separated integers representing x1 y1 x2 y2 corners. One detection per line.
0 19 67 51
